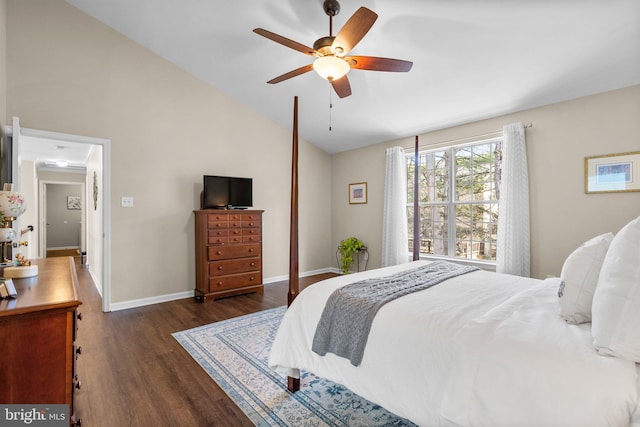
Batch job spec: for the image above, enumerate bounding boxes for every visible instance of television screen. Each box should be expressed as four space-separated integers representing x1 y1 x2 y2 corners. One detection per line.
202 175 252 209
229 177 252 208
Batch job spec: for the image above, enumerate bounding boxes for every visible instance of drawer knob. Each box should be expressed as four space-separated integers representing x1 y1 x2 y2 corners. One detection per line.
218 266 223 270
249 248 254 253
249 276 255 281
217 251 223 255
250 262 255 267
217 281 223 286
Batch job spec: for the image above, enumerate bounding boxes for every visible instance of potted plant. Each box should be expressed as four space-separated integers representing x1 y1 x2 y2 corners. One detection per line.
338 237 365 274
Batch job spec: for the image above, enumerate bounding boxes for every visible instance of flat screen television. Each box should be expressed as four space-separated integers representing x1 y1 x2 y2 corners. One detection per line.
202 175 253 209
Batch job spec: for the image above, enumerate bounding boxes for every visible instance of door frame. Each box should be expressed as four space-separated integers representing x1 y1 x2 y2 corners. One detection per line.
9 118 112 312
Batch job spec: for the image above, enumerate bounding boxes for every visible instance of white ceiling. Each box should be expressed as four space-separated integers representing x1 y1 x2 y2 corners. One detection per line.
51 0 640 155
20 134 93 171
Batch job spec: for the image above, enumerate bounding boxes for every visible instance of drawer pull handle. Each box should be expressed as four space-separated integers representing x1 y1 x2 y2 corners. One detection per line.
250 262 255 267
217 251 223 255
218 266 223 270
249 276 255 281
249 248 254 252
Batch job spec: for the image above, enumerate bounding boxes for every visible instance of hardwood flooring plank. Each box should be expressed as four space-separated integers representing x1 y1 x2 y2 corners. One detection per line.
72 259 337 426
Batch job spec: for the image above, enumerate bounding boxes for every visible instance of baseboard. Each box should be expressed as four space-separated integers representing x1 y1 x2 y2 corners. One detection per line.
109 267 339 312
263 267 337 284
110 290 194 312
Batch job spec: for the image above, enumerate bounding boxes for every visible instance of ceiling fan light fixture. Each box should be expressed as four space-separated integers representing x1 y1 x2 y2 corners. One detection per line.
313 55 350 81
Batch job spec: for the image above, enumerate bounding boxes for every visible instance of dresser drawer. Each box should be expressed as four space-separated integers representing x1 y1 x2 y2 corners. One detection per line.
242 220 261 228
242 213 261 222
208 243 261 260
243 228 261 242
209 271 261 292
208 229 229 244
207 220 228 229
209 257 260 276
207 212 229 220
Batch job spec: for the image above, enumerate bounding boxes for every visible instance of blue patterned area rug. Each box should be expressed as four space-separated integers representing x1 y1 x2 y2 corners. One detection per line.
172 306 416 427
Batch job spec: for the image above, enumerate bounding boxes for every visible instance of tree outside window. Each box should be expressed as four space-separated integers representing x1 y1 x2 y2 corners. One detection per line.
407 138 502 262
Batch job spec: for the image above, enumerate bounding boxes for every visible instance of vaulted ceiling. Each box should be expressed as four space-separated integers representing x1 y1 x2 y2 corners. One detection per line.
64 0 640 154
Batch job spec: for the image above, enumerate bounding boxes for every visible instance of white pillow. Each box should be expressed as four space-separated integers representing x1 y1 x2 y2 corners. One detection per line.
558 232 614 324
592 216 640 362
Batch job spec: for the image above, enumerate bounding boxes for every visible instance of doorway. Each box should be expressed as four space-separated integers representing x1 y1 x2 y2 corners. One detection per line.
43 182 84 257
7 118 112 312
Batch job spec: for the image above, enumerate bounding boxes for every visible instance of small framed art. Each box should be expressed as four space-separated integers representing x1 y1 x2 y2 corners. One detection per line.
67 196 81 210
585 151 640 194
349 182 368 204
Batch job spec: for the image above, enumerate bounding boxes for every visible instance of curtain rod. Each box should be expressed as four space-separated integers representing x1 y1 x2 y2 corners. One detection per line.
405 122 533 151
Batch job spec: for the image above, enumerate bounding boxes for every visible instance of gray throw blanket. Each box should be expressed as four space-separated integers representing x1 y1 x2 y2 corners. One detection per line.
312 261 479 366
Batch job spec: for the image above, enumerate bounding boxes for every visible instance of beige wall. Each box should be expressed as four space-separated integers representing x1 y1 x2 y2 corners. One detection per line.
332 85 640 279
5 0 332 305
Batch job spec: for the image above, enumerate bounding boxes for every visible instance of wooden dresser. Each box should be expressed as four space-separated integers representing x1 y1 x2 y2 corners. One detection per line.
194 209 264 302
0 257 82 426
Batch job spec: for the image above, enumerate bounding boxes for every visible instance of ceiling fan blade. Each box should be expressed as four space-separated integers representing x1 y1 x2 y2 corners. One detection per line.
267 64 314 84
331 75 352 98
346 56 413 72
253 28 317 56
332 7 378 56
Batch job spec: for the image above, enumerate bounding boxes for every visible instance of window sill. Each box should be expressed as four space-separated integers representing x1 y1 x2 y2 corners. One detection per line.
416 254 496 272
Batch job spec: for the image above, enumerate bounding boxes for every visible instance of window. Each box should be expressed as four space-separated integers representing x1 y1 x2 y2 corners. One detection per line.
407 138 502 262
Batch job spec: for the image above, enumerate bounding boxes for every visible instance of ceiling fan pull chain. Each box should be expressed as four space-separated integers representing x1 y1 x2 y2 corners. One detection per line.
329 85 333 131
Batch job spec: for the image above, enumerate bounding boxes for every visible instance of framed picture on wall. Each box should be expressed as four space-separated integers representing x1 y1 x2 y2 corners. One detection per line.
67 196 81 210
349 182 368 204
585 151 640 194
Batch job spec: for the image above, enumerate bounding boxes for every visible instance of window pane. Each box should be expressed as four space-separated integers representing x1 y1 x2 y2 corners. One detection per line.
407 157 416 204
454 142 502 202
419 205 448 256
419 151 449 203
455 203 497 261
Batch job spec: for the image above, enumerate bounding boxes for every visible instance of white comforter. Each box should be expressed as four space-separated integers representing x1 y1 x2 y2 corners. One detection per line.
269 261 640 427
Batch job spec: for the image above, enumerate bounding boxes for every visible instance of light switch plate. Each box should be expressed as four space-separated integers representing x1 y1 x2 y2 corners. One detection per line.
121 196 134 208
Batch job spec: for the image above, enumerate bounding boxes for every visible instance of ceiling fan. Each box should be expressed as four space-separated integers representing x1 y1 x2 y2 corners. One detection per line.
253 0 413 98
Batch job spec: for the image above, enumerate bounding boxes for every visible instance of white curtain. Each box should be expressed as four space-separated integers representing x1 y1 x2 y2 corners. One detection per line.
382 146 409 267
497 122 530 277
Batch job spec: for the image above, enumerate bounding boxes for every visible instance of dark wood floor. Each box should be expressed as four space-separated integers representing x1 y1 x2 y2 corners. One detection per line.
72 257 336 426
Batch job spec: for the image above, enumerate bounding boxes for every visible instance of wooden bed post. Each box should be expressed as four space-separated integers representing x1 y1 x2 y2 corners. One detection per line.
288 96 301 392
413 136 420 261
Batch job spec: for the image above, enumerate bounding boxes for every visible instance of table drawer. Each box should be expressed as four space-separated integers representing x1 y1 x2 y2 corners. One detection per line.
209 271 261 292
209 257 260 276
208 243 261 261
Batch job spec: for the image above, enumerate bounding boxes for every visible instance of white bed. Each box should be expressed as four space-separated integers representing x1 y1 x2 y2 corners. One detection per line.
269 260 640 426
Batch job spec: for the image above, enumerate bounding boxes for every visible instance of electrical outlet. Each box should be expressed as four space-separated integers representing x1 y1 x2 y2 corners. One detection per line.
121 196 134 208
